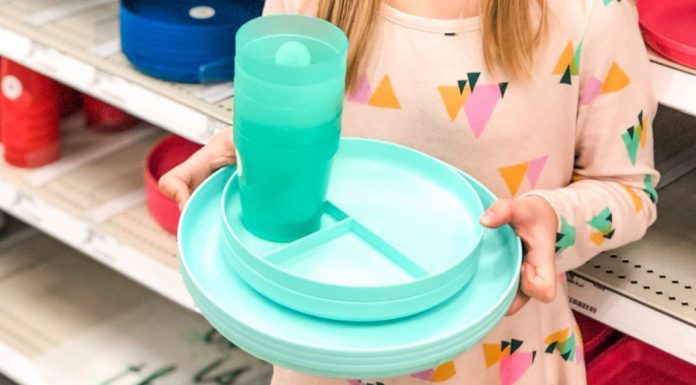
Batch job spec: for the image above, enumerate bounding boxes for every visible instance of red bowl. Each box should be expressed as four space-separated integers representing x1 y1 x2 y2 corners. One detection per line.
145 135 202 234
587 337 696 385
638 0 696 69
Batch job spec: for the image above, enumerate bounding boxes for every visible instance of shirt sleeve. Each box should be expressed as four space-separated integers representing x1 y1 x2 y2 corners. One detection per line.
526 0 659 273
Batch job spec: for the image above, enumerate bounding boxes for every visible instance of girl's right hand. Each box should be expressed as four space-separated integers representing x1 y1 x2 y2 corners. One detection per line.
158 129 236 210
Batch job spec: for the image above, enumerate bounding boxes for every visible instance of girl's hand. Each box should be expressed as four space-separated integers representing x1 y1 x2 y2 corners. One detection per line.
159 130 236 210
480 196 558 315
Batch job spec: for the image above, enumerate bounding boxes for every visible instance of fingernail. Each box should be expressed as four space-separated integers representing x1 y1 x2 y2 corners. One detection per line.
480 211 493 224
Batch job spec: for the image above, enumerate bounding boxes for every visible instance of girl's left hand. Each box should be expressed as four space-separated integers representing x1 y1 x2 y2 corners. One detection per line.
480 196 558 315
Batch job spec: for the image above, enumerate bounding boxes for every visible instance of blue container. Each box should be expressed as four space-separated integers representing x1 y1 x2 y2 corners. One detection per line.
120 0 263 83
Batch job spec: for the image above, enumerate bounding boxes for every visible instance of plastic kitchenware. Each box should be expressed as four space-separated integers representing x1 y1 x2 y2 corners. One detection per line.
120 0 263 83
83 95 138 132
1 58 62 168
233 15 348 242
573 311 617 363
145 135 202 234
587 337 696 385
178 151 522 378
221 139 484 322
638 0 696 69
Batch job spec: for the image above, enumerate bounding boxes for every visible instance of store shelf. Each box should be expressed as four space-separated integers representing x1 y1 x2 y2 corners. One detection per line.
0 115 195 311
0 222 272 385
0 1 692 147
0 0 233 145
567 166 696 365
649 52 696 118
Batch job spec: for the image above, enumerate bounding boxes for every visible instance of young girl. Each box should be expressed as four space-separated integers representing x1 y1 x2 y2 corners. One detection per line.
161 0 659 383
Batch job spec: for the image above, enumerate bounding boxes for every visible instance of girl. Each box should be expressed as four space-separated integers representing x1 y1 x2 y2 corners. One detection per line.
161 0 659 383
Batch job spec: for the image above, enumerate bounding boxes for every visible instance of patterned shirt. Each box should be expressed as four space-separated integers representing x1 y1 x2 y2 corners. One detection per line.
263 0 658 384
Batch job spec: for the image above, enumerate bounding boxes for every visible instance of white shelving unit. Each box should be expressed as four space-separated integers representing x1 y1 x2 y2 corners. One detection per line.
0 219 271 385
0 0 694 380
0 116 195 311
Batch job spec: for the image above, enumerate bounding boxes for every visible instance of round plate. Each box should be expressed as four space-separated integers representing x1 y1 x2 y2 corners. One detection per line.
638 0 696 68
221 139 484 321
179 164 522 379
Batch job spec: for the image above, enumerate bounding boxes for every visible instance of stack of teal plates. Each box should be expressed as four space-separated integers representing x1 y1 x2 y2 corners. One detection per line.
179 138 521 378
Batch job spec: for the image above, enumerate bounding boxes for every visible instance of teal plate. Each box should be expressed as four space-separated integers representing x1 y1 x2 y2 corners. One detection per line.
179 158 522 379
221 139 484 321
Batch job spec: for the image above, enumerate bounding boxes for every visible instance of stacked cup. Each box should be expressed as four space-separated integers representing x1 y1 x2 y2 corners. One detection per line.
233 15 349 242
1 59 62 168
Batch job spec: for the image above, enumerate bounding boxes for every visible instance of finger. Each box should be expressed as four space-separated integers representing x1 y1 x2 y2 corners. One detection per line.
505 291 530 316
480 199 514 228
158 172 191 209
520 256 557 303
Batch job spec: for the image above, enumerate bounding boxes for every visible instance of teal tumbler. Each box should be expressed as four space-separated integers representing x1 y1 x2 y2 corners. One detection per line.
233 15 348 242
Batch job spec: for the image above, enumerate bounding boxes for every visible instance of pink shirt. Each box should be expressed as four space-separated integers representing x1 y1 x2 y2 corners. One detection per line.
263 0 658 384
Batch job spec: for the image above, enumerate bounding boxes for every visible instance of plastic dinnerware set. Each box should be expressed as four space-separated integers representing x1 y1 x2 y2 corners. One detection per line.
177 14 522 378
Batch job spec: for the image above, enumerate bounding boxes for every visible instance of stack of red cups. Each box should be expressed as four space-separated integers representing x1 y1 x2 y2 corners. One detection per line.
83 94 138 132
0 58 62 168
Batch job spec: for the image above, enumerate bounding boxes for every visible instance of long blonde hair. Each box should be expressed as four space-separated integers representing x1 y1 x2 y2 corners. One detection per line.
314 0 547 88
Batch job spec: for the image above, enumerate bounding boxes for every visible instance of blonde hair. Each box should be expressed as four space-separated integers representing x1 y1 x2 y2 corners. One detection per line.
314 0 547 88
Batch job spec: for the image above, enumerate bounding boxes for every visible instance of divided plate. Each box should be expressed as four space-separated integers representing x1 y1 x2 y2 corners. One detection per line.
221 139 484 321
178 159 522 378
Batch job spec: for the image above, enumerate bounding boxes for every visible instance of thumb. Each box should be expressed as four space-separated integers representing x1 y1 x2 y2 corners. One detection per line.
480 199 514 228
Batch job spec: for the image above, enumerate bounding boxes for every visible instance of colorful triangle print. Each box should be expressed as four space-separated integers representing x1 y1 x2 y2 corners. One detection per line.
600 62 630 94
623 184 644 212
499 161 530 196
467 72 480 92
553 42 574 75
484 342 509 368
457 79 467 94
527 156 548 188
463 83 502 138
367 75 401 109
622 112 645 165
560 66 572 85
572 40 583 76
409 361 456 382
500 352 535 385
348 74 372 103
644 175 658 203
588 207 614 246
438 85 469 121
580 75 603 105
555 216 576 254
499 82 509 98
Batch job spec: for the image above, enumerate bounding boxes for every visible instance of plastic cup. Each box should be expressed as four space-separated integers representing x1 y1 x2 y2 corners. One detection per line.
1 59 62 168
233 15 348 242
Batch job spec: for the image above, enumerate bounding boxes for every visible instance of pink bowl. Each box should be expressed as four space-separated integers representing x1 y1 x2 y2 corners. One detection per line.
145 135 202 234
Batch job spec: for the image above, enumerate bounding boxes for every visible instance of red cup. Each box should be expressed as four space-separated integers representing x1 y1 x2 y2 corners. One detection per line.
1 58 62 168
145 135 202 234
83 94 139 132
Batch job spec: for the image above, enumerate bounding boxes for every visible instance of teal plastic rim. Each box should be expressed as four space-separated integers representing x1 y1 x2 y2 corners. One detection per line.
178 146 522 378
220 139 484 321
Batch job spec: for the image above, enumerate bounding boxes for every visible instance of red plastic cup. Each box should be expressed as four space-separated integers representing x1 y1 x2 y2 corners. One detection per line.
587 336 696 385
145 135 202 234
83 94 139 132
1 58 62 168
